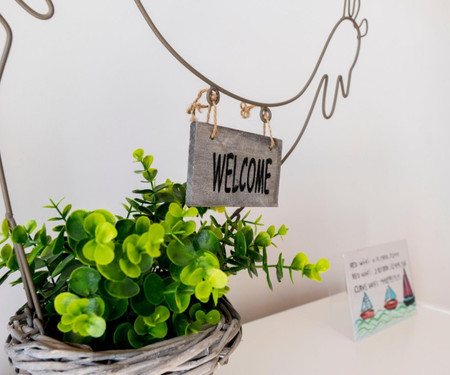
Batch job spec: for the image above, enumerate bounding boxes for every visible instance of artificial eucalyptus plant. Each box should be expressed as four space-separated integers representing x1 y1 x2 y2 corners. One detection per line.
0 149 329 350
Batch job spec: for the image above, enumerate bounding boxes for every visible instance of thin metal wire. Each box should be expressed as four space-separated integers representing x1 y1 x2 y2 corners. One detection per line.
14 0 55 20
133 0 367 109
0 13 47 327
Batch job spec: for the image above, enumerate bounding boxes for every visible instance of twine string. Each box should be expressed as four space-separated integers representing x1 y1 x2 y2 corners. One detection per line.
240 102 255 119
262 111 275 150
187 88 219 139
207 91 219 139
187 88 208 122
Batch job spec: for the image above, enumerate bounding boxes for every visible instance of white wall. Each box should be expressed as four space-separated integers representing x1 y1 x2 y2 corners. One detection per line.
1 0 450 373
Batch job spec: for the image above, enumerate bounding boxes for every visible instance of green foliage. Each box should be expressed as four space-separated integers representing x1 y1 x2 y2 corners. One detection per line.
0 149 329 351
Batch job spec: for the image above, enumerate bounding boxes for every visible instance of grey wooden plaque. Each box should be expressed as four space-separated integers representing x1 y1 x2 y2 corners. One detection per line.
186 122 282 207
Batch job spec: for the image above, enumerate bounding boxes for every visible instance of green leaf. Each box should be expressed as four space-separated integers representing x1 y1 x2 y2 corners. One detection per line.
255 232 271 247
139 254 153 273
206 268 228 288
113 322 133 348
241 226 254 246
87 297 105 316
97 249 126 281
277 224 288 236
119 258 141 278
57 321 73 333
163 282 190 313
11 225 27 244
195 310 206 323
131 289 155 316
126 242 141 264
267 225 276 238
276 253 284 282
1 219 9 237
51 229 65 255
172 184 186 203
178 221 196 238
62 204 72 218
69 267 101 297
25 220 37 234
172 313 189 336
291 252 308 271
115 219 135 240
316 258 330 273
0 270 12 287
194 230 219 254
180 264 204 286
168 203 183 218
85 315 106 338
66 210 89 241
135 216 150 235
144 305 170 326
55 292 79 315
143 273 164 305
132 148 144 162
105 278 140 299
262 247 272 291
104 298 128 321
93 243 115 265
134 316 150 335
146 223 165 256
187 303 201 319
149 322 168 339
93 209 116 225
52 225 65 233
6 253 18 271
38 224 48 246
142 155 154 169
83 213 105 237
51 254 75 278
205 309 221 325
184 207 198 218
74 240 96 266
166 239 196 266
95 222 117 245
234 231 247 256
142 169 157 182
303 264 321 281
195 280 212 303
1 243 12 262
127 329 145 349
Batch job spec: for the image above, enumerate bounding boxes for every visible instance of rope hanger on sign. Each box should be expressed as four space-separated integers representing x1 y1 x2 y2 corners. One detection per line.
0 0 368 328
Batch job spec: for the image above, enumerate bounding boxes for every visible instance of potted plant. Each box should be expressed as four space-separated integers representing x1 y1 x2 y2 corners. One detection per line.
0 149 329 374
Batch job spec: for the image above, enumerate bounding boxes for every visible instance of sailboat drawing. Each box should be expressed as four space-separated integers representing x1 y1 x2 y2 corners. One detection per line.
360 292 374 320
403 269 415 306
384 285 398 310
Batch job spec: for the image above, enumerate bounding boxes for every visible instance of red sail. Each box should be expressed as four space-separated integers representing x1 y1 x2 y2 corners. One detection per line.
403 269 413 298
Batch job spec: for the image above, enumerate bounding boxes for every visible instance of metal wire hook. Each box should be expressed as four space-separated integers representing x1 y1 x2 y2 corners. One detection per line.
133 0 366 109
343 0 361 20
15 0 55 20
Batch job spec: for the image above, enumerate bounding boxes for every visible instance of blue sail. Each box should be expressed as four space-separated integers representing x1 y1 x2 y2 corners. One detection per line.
385 285 396 302
361 292 374 312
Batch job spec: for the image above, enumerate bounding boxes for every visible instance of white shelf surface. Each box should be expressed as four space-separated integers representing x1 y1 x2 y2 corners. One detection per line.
216 293 450 375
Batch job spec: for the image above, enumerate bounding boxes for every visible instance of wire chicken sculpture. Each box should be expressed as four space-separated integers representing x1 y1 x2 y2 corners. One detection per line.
0 0 368 327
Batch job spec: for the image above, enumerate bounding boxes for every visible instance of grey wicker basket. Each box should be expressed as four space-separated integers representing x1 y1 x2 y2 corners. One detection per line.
5 297 242 375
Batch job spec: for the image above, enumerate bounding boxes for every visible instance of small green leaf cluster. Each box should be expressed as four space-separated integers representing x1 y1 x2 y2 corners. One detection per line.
0 149 329 350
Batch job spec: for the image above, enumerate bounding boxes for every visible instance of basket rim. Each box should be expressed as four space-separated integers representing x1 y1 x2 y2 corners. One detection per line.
5 296 242 372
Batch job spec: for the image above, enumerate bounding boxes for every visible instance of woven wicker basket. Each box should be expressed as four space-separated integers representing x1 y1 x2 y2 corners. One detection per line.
5 297 241 375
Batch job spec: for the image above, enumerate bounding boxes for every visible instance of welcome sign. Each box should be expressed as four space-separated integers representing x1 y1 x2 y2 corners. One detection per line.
186 122 282 207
